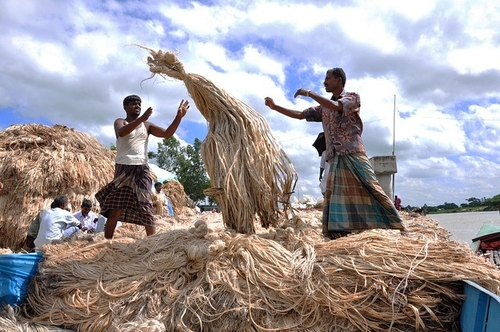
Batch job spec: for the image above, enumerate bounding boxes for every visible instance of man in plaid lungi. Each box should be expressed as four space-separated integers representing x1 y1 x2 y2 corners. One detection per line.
96 95 190 239
264 68 403 239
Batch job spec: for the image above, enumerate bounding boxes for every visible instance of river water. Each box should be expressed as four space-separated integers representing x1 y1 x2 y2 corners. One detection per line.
429 211 500 246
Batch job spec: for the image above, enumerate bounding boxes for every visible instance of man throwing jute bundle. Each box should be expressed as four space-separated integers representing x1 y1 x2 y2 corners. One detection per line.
264 67 404 239
96 95 189 239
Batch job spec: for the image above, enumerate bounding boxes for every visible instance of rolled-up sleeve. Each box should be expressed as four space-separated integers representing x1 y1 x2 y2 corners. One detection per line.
339 92 361 116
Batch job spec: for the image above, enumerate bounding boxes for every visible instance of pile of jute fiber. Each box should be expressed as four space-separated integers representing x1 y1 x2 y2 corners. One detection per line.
0 124 116 250
161 180 190 216
142 47 297 234
7 212 499 332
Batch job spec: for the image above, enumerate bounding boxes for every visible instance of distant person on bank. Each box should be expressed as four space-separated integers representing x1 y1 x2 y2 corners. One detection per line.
394 195 402 211
264 67 404 239
96 95 189 239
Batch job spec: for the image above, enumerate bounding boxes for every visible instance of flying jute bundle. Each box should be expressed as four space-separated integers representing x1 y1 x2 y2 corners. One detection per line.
11 213 500 331
142 48 297 234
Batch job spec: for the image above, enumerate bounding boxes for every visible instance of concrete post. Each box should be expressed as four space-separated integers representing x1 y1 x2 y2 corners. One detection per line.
369 155 397 199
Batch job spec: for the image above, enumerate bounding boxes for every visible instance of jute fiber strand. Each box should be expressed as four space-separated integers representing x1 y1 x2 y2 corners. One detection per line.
0 305 73 332
20 213 500 332
0 124 116 250
142 48 297 234
162 180 188 216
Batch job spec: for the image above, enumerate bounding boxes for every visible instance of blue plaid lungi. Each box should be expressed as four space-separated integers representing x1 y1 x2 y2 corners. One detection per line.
322 152 403 234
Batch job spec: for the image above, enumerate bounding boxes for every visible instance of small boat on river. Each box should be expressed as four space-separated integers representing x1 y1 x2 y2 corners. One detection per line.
471 222 500 268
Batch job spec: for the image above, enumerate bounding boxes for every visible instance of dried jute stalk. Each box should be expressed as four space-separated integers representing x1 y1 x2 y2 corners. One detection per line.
142 47 297 233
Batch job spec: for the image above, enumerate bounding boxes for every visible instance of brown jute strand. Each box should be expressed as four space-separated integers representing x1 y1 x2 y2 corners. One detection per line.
142 47 297 233
16 214 500 331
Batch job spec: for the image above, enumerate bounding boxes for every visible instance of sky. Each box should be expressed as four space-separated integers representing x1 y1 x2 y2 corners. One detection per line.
2 0 500 208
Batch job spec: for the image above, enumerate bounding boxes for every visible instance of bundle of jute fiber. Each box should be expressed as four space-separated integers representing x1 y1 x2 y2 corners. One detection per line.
23 220 211 331
398 211 452 241
20 214 500 331
161 180 188 216
0 124 116 251
142 48 297 234
0 304 73 331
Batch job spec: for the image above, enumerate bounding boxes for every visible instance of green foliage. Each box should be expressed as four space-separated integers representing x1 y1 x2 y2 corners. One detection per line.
483 195 500 210
437 202 459 210
465 197 481 206
156 137 182 173
155 137 210 203
416 195 500 214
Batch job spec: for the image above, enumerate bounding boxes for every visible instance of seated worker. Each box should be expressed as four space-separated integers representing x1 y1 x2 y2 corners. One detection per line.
73 198 99 233
152 182 174 216
25 195 81 251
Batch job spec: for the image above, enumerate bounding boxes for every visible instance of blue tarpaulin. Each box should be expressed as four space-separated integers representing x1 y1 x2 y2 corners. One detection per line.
0 252 43 306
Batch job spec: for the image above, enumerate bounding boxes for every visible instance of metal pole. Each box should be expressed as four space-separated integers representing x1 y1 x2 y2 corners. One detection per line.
392 94 396 156
392 94 396 200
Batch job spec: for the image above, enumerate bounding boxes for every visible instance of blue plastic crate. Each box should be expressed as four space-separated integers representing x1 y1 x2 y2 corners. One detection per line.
0 252 43 306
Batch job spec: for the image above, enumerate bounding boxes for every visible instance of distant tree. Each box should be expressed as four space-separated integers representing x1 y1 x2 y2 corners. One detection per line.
176 138 211 203
483 194 500 210
110 143 116 151
465 197 481 207
437 202 459 210
425 205 439 213
156 136 182 173
156 137 210 203
421 194 500 214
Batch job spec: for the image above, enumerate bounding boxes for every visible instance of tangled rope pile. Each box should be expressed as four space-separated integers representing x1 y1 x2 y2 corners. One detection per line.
15 214 500 332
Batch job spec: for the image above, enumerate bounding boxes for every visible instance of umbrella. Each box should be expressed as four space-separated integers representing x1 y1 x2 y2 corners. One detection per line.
312 132 326 157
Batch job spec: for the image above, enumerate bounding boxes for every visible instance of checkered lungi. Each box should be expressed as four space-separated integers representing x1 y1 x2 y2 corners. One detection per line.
96 164 155 227
322 152 403 234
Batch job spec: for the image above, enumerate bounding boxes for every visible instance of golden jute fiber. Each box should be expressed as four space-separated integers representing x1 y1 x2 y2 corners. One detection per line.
142 48 297 234
15 213 500 332
162 180 188 216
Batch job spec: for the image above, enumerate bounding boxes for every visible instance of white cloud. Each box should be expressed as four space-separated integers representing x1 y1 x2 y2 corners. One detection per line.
448 47 500 74
10 36 77 75
1 0 500 208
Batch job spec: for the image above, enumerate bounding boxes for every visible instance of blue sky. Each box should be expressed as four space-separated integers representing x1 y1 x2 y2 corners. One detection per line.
2 0 500 207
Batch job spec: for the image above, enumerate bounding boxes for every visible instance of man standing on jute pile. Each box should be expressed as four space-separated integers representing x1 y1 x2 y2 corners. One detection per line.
264 68 403 239
96 95 189 239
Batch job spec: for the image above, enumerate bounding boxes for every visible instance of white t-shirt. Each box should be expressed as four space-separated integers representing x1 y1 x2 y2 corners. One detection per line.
73 210 99 231
319 151 330 194
319 151 327 168
115 122 148 165
34 208 81 248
